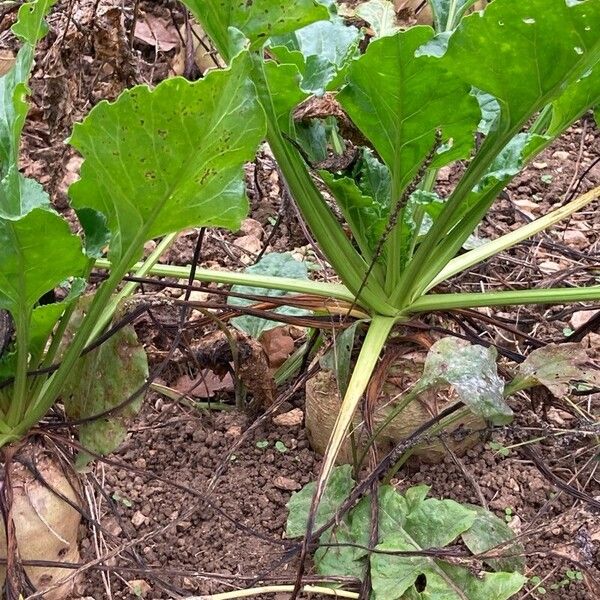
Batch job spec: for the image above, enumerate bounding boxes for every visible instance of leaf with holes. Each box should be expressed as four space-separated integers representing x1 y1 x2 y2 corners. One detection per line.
69 52 265 265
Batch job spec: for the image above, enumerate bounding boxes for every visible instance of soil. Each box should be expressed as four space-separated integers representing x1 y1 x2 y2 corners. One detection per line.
1 0 599 599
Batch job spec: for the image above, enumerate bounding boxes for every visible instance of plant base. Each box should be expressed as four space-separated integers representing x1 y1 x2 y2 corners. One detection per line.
305 345 485 464
0 446 82 599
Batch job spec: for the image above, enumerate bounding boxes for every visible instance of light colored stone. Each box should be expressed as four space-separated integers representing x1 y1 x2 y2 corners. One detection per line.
225 425 243 438
234 234 262 263
273 476 301 491
273 408 304 427
552 150 569 161
508 515 522 535
570 309 599 329
513 198 540 216
239 218 264 239
538 260 562 274
562 229 588 250
437 166 452 182
187 289 209 304
131 510 148 528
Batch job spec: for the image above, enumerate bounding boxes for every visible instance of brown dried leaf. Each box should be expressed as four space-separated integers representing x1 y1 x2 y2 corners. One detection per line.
134 16 180 52
174 370 234 398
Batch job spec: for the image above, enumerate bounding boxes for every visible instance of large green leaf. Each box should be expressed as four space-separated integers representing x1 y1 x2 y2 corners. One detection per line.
415 337 512 425
263 61 308 135
338 27 480 197
229 252 310 338
370 487 524 600
286 470 526 600
0 209 87 317
69 52 265 264
389 563 526 600
182 0 329 57
62 312 148 460
443 0 600 133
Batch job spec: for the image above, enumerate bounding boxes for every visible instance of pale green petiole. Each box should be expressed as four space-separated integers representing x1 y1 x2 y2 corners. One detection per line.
94 258 358 305
427 185 600 291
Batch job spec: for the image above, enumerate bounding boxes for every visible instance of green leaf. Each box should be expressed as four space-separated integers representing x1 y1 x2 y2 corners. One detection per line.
0 0 57 217
75 207 111 259
428 0 478 32
314 523 365 579
338 27 480 197
285 464 354 538
404 496 476 549
474 133 548 192
509 343 600 398
0 209 87 317
355 0 400 38
182 0 329 56
229 252 310 338
12 0 57 44
461 506 525 573
359 485 523 600
27 278 86 364
62 318 148 460
372 536 428 600
547 66 600 137
416 337 512 425
69 52 265 265
296 118 331 164
320 171 387 262
472 89 501 135
412 563 526 600
287 475 526 600
372 543 525 600
263 61 308 135
349 486 407 549
443 0 600 133
353 149 391 207
271 19 361 94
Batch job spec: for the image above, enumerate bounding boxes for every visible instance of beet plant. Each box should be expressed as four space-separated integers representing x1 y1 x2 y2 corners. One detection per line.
0 0 599 597
177 0 599 570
